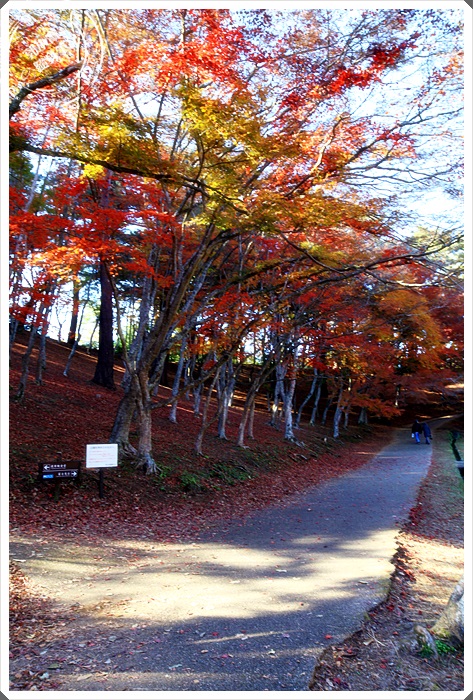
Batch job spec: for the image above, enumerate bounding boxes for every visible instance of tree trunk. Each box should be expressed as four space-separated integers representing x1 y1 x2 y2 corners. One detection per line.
14 326 38 402
92 260 115 389
309 380 323 425
169 336 188 423
121 248 158 390
247 399 256 440
110 381 139 455
136 396 159 474
64 337 80 377
270 362 286 428
217 358 235 440
321 396 333 425
295 368 318 429
195 369 220 456
333 406 342 438
88 316 99 353
35 324 48 385
283 375 297 441
64 282 91 377
183 354 193 399
9 318 20 351
333 381 345 438
35 293 55 385
343 408 350 429
237 359 274 447
358 407 368 424
67 276 81 346
193 382 203 416
115 368 160 474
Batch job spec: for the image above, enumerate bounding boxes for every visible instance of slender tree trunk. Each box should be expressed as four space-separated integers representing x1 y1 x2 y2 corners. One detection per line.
15 295 50 401
237 407 250 447
160 352 169 387
284 374 297 441
64 337 80 377
321 401 331 425
217 394 230 439
237 359 274 448
35 322 48 385
343 407 350 429
247 400 256 439
270 362 286 428
92 260 115 389
333 381 345 438
333 406 343 438
169 335 188 423
195 369 220 456
121 248 157 390
67 276 81 346
183 354 193 399
295 368 318 429
15 326 38 402
309 380 323 425
358 407 368 424
64 282 91 376
193 382 203 416
148 349 168 397
217 358 235 440
88 316 99 353
9 319 20 350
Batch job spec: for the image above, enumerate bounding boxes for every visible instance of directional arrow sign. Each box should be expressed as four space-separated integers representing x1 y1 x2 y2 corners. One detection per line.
38 461 81 480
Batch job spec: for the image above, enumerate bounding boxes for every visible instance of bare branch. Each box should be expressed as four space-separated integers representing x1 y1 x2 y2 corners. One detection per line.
9 63 82 119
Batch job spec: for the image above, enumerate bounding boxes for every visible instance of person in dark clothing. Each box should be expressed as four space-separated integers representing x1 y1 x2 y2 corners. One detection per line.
422 421 432 444
411 418 423 444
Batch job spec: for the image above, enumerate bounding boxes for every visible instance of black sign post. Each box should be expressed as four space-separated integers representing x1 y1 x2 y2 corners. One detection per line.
38 461 81 501
86 444 118 498
99 468 105 499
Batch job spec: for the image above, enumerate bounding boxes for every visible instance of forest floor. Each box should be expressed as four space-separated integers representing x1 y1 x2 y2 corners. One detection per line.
9 334 394 541
7 335 465 692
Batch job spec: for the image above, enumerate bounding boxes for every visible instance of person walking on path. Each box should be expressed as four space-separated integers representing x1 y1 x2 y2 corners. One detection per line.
412 418 423 444
422 421 432 444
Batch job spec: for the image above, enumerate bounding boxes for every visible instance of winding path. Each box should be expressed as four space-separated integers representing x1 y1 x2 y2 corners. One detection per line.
10 427 433 691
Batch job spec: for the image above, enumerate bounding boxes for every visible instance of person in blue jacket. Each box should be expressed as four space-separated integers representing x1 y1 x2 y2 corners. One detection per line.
411 418 423 444
422 421 432 444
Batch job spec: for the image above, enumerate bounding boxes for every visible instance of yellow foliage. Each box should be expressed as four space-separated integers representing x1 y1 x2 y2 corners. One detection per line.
81 163 106 180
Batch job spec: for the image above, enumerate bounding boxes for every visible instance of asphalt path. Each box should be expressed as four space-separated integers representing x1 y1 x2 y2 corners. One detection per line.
10 427 433 692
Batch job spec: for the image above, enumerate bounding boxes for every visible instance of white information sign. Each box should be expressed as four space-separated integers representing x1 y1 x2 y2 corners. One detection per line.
86 443 118 469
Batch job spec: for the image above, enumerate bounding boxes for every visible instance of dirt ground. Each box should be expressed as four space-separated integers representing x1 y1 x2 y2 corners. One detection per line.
309 422 464 692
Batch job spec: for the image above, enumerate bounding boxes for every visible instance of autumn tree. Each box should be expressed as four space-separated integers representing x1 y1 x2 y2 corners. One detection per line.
8 8 463 468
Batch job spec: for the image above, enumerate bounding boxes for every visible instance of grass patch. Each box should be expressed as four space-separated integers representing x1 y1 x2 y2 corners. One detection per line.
209 462 253 485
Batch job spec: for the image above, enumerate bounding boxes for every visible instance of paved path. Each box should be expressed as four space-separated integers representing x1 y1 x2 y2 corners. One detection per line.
10 428 432 692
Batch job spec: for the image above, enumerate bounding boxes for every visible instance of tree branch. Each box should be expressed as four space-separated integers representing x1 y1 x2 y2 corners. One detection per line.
9 63 82 119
